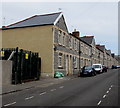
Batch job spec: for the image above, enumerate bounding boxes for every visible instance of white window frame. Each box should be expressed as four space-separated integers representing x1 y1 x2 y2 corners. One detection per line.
62 33 65 46
81 43 83 53
74 39 77 50
58 30 62 45
65 35 68 47
83 43 85 54
89 48 91 56
69 37 72 49
72 38 74 49
77 40 79 51
58 53 63 67
74 56 77 69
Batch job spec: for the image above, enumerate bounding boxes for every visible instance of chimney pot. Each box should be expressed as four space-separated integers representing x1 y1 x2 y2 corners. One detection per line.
72 30 80 37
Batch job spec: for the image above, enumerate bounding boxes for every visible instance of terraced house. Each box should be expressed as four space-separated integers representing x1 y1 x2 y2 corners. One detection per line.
96 45 104 65
79 36 92 68
2 12 81 77
54 26 80 76
106 50 112 68
1 12 119 79
80 36 98 65
95 45 108 66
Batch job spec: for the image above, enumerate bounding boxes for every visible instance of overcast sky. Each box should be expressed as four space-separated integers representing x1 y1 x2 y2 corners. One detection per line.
1 2 118 54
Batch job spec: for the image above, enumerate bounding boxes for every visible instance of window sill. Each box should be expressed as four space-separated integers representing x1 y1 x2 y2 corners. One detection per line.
58 66 63 69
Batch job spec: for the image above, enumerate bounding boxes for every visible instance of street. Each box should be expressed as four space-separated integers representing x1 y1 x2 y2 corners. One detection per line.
2 69 119 107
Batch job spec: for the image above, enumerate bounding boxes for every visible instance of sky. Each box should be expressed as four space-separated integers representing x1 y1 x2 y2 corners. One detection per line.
1 1 118 55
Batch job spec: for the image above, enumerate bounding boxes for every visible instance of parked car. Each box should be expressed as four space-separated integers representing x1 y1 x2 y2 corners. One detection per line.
102 65 108 72
116 65 120 68
80 66 96 77
111 65 117 69
92 64 103 74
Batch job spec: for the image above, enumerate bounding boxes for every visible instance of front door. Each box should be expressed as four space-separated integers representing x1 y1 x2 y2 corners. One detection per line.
66 55 69 76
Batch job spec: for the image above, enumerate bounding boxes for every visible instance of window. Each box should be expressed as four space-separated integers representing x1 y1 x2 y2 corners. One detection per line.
74 56 77 68
58 53 63 67
77 41 79 51
65 35 68 47
58 30 62 45
74 39 77 50
89 48 91 56
82 43 85 54
72 38 74 49
63 33 65 46
81 43 83 53
69 37 72 49
81 58 83 68
85 46 87 54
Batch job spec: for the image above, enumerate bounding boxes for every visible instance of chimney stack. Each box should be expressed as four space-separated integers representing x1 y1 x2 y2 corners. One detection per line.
72 29 80 38
2 26 6 28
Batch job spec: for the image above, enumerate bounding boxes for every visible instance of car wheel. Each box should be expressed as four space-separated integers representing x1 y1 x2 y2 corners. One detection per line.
80 74 83 77
91 72 93 76
94 72 96 76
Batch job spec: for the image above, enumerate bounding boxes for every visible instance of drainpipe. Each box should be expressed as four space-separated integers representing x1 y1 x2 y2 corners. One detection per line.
79 40 81 76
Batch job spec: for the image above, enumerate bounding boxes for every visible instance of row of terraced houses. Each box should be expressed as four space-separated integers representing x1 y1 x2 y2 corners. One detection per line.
1 12 119 78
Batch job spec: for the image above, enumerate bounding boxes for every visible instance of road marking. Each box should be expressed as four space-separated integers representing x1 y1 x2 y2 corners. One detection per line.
111 85 113 87
59 86 64 89
109 88 111 90
50 89 56 91
103 95 106 98
4 102 16 106
39 92 46 95
97 100 102 106
25 96 34 100
106 91 109 94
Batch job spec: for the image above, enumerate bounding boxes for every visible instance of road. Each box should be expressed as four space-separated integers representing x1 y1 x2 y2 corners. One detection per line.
2 69 119 107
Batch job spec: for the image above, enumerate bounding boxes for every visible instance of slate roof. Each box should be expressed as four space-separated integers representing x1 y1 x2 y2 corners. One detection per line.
96 45 103 52
106 50 111 55
80 36 94 45
3 12 62 29
69 33 91 47
96 45 105 52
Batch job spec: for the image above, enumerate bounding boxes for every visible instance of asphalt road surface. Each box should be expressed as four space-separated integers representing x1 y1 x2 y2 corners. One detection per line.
2 69 119 107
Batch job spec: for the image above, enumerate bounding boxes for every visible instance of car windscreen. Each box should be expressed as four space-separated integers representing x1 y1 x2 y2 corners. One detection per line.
84 66 92 70
93 65 100 68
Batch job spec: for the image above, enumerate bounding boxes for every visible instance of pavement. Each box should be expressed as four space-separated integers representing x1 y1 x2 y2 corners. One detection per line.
1 75 78 95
